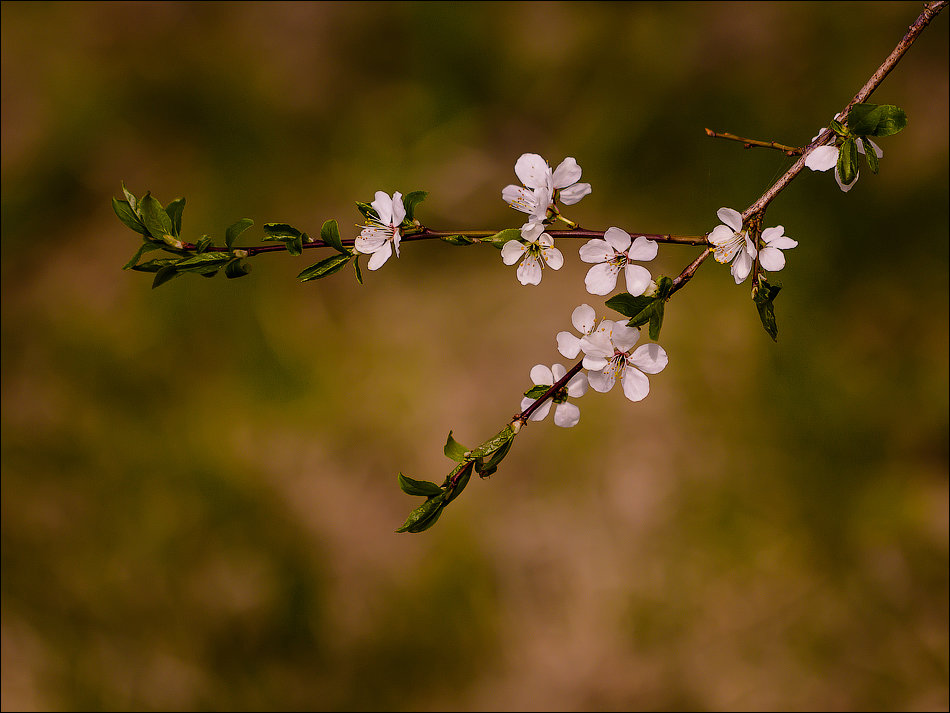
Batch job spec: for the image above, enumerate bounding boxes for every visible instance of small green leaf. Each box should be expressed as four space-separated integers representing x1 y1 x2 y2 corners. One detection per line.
131 257 178 272
356 201 377 221
402 190 427 222
848 103 907 137
286 236 303 256
444 431 470 462
225 218 254 249
648 298 665 341
754 279 782 342
605 292 653 319
397 472 444 497
165 197 185 237
320 219 346 254
837 138 858 186
655 276 674 299
442 461 474 504
174 252 232 271
469 425 515 460
152 265 180 289
138 192 174 240
121 182 138 214
481 228 521 249
195 236 213 253
861 138 880 174
476 436 513 476
113 198 148 236
297 253 351 282
523 384 549 399
225 259 252 279
440 235 477 246
122 241 159 270
396 495 445 533
353 255 364 284
829 119 846 136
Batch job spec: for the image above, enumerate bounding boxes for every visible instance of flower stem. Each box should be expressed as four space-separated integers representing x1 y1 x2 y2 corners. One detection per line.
704 128 802 156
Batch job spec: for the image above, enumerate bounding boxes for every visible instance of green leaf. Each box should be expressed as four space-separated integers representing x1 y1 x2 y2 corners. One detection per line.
297 253 351 282
286 236 303 256
468 425 515 460
837 138 858 186
440 235 477 246
648 298 665 341
353 255 364 284
356 201 378 221
829 119 846 136
122 241 159 270
442 461 474 505
861 137 880 174
655 276 674 299
848 103 907 137
605 292 653 319
481 228 521 249
402 190 427 222
523 384 549 399
754 279 782 342
138 192 174 241
397 472 444 497
174 252 232 272
195 236 213 253
396 495 445 533
131 257 178 272
225 259 252 279
121 182 138 214
444 431 470 462
476 437 513 476
165 197 185 237
113 198 149 236
152 265 180 289
225 218 254 249
320 219 346 254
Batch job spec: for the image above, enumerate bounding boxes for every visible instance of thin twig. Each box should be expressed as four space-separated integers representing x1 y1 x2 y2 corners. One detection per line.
704 128 802 156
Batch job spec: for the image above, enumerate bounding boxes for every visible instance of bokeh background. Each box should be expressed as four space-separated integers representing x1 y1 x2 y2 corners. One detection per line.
2 2 947 710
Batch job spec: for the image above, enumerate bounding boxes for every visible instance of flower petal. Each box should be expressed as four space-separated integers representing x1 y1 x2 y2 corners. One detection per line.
580 331 614 359
557 331 581 359
579 238 613 264
517 254 542 285
834 165 858 193
604 227 632 253
768 235 798 250
731 248 753 284
501 240 526 265
624 264 653 297
758 246 786 272
558 182 591 205
582 354 608 371
502 185 533 213
551 363 567 381
524 398 551 422
521 221 544 241
584 262 621 295
716 207 743 232
805 145 839 172
542 246 563 270
587 367 616 393
707 224 737 248
566 372 588 397
611 323 640 353
553 402 581 428
552 157 582 188
629 343 668 374
354 235 387 254
530 364 554 386
627 236 658 262
366 241 393 270
571 304 596 334
390 191 406 225
371 191 394 226
514 153 551 189
621 367 650 402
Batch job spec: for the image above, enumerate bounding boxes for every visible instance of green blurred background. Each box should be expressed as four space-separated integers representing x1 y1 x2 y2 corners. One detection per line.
2 2 947 710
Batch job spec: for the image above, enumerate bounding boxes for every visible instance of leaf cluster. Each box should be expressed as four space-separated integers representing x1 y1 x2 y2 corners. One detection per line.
832 103 906 184
605 276 674 340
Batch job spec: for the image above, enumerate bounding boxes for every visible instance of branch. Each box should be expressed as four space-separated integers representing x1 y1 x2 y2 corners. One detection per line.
704 128 802 156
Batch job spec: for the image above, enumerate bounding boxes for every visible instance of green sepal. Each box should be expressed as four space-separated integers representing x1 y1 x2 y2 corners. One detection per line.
165 198 185 237
402 191 427 222
113 198 149 236
753 278 782 342
297 253 351 282
443 430 470 462
481 228 521 249
320 219 346 254
138 192 174 241
523 384 549 399
130 257 178 272
262 222 301 240
442 461 474 505
396 494 445 533
225 218 254 249
648 298 665 341
122 241 160 269
847 103 907 137
475 437 512 477
195 236 214 253
225 259 252 279
440 235 477 246
861 138 880 174
397 472 444 497
468 425 515 460
837 138 858 186
353 255 364 284
152 265 181 289
173 252 233 272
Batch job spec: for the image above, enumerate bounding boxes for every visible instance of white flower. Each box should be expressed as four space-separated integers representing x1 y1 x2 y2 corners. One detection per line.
502 153 591 222
354 191 406 270
758 225 798 272
520 363 588 428
579 227 657 296
556 303 598 359
578 321 668 402
708 207 757 284
804 128 883 193
500 222 564 285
